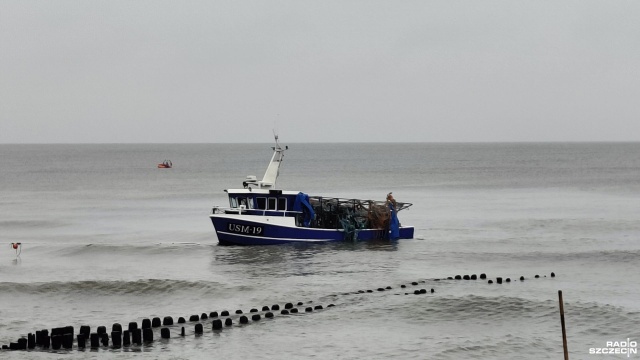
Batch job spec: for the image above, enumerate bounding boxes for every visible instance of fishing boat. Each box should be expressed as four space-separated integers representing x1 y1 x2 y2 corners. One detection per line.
158 160 172 168
209 136 414 245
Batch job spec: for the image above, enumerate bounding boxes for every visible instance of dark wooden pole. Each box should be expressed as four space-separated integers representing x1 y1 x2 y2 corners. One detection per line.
558 290 569 360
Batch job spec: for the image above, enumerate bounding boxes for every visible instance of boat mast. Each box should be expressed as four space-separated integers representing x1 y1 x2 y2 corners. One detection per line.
244 133 287 189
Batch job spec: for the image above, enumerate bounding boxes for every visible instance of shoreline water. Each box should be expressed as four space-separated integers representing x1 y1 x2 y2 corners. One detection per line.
1 143 639 358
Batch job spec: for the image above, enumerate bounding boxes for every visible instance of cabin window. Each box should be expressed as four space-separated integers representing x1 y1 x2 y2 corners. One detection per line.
257 197 266 209
268 197 277 210
278 197 287 211
230 196 253 209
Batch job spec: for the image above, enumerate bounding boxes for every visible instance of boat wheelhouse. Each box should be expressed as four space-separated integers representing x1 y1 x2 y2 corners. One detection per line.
209 136 414 245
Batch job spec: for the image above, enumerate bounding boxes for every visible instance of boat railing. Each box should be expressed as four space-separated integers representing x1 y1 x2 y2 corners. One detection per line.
307 196 413 212
211 206 303 217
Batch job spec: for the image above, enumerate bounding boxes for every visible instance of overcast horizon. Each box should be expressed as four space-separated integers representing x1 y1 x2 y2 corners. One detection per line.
1 140 640 145
2 1 639 144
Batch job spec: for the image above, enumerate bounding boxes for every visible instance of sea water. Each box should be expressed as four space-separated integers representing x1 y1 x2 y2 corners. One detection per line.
0 143 639 359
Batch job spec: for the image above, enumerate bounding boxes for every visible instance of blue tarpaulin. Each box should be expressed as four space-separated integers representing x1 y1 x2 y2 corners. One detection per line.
389 202 400 239
293 192 315 227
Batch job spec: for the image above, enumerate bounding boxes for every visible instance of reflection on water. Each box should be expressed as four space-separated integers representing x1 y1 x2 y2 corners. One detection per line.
211 240 400 266
209 240 401 282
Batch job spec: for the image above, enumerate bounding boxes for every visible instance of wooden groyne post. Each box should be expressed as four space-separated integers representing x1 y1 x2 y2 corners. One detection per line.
558 290 569 360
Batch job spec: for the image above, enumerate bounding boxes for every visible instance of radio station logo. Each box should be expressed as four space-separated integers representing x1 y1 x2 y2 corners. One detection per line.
590 338 637 357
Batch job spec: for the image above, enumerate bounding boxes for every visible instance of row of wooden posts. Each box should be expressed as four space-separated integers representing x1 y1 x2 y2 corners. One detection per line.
2 271 568 357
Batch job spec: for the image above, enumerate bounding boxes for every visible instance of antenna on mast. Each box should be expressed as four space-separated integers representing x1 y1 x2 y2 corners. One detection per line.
272 129 281 150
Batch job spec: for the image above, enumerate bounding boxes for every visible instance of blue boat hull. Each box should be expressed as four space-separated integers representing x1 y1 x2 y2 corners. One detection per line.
210 216 414 246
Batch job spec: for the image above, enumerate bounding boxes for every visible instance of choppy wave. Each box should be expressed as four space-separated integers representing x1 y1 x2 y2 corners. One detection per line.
484 218 640 234
569 301 640 337
0 279 231 297
408 295 557 322
514 249 640 264
400 294 640 337
428 249 640 265
54 241 212 257
0 220 68 229
430 335 557 360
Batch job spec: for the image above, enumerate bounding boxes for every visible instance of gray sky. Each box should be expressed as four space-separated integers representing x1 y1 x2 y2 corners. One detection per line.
1 1 639 143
